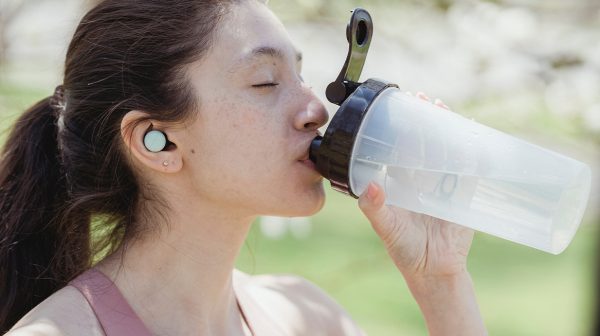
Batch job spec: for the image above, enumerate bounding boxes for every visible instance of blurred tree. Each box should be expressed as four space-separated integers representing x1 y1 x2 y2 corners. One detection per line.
0 0 103 65
0 0 26 64
86 0 103 7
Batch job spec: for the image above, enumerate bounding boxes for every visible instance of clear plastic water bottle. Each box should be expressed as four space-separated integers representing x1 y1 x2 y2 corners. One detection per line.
309 8 591 254
348 88 590 254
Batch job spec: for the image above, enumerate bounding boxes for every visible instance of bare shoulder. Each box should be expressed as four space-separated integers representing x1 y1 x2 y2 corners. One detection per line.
7 286 103 336
234 270 365 336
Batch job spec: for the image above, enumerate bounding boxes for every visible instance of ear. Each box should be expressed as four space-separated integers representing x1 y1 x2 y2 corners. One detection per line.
120 110 183 174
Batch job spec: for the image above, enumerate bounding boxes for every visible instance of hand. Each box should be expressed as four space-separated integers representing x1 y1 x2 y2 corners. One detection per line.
358 182 474 278
357 93 486 335
358 92 474 279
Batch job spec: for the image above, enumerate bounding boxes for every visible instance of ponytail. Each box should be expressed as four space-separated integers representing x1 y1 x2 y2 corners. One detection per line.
0 97 90 332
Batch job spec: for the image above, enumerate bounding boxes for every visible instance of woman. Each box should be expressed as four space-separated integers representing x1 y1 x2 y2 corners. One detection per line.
1 0 486 335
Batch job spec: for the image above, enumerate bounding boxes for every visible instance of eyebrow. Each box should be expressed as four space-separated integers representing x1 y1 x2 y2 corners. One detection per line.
245 46 303 63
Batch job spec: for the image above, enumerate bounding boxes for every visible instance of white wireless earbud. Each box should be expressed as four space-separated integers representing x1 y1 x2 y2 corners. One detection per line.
144 130 167 152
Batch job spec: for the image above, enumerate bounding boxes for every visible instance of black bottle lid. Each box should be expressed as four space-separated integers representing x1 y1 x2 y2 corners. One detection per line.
310 79 397 197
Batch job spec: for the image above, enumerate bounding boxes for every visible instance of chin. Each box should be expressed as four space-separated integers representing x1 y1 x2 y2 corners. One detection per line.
270 182 326 217
302 193 326 216
302 180 326 214
304 185 327 215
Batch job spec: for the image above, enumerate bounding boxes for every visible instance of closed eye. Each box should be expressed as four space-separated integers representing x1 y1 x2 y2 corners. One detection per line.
252 83 279 88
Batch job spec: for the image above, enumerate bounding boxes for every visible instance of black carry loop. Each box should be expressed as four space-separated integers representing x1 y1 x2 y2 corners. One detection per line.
325 8 374 105
310 8 398 198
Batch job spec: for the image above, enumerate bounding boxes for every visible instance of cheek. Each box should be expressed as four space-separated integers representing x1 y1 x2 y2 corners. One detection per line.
192 100 285 183
219 100 287 157
216 98 272 135
187 93 322 214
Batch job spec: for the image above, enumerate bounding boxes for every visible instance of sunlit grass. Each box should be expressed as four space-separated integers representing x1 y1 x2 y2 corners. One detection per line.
238 187 598 335
0 82 46 144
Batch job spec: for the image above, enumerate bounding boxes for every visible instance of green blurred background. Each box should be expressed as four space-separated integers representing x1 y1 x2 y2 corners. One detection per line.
1 0 599 335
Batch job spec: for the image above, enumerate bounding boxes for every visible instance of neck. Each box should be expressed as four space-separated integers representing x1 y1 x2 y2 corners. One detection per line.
98 193 255 335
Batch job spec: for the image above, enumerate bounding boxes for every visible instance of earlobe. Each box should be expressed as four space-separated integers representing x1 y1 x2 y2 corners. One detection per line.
120 110 183 174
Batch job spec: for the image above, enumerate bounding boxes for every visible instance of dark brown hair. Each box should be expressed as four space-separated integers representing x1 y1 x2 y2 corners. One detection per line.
0 0 246 331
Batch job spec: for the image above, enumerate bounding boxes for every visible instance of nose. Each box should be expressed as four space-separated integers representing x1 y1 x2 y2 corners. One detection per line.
293 86 329 132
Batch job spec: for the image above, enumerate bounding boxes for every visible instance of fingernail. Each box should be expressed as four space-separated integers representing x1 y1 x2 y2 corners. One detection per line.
366 183 377 200
416 92 430 101
435 98 450 110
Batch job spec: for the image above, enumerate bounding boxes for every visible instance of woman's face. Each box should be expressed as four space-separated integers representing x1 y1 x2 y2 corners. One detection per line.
179 1 329 218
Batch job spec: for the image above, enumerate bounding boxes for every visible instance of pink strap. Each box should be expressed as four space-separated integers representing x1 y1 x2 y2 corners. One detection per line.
69 269 152 336
71 268 279 336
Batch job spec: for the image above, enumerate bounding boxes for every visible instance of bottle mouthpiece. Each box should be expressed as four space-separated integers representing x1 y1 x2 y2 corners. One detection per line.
309 135 323 164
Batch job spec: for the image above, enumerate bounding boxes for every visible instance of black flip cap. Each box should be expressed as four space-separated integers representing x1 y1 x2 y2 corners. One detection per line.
310 8 399 197
325 8 373 105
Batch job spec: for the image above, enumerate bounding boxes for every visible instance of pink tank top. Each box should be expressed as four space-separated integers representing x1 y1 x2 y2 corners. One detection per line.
69 268 283 335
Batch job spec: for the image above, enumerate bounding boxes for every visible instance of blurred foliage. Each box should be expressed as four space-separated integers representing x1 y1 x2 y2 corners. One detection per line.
268 0 600 22
268 0 443 22
273 1 597 145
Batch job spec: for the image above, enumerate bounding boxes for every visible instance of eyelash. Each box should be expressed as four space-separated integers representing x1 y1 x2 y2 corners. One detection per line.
252 83 279 88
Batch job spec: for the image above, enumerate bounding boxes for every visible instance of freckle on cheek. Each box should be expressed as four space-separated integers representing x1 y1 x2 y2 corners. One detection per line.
191 149 196 154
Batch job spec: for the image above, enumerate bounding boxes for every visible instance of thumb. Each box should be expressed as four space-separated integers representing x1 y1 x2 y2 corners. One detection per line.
358 182 391 228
